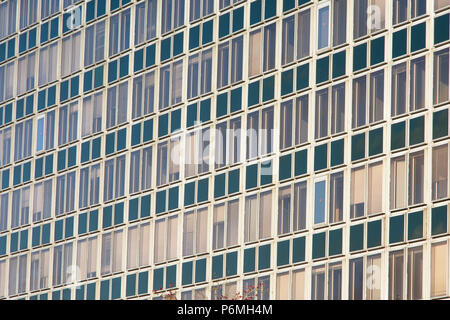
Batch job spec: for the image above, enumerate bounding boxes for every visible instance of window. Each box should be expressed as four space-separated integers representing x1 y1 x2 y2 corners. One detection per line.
52 242 73 286
431 241 448 298
107 81 128 129
369 70 384 123
55 171 76 215
183 207 208 256
101 230 123 275
0 0 17 40
246 106 274 160
409 151 424 205
129 146 153 194
82 91 103 137
215 116 241 169
354 0 385 39
278 181 307 234
159 59 183 110
315 89 329 139
8 254 27 296
248 23 276 77
84 20 105 67
0 61 15 102
333 0 347 46
351 162 383 218
0 128 11 167
127 222 150 269
58 101 78 146
154 214 178 263
38 42 58 86
411 0 426 18
311 265 325 300
390 156 407 209
213 199 239 250
410 57 425 111
109 9 131 56
348 257 363 300
218 36 243 88
393 0 408 25
41 0 59 19
190 0 214 21
79 163 100 208
317 4 330 50
0 260 6 297
14 119 33 161
243 275 270 300
17 52 36 95
104 155 126 202
353 71 385 128
11 186 30 228
30 249 50 291
280 95 309 150
132 70 155 119
245 190 272 242
61 31 81 78
329 171 344 223
276 269 306 299
314 179 327 224
77 236 98 280
281 9 311 65
0 193 8 232
407 246 423 300
156 137 180 186
185 127 210 178
433 49 449 105
435 0 450 10
36 110 55 153
33 178 52 222
135 0 157 46
187 49 213 99
19 0 38 29
432 145 448 200
161 0 184 34
392 63 407 116
388 250 404 300
366 254 381 300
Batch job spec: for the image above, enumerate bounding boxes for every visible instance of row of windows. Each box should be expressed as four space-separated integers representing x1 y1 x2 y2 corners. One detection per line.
3 238 450 299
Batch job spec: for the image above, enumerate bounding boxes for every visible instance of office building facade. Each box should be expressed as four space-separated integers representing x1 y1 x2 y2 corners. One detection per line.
1 0 450 300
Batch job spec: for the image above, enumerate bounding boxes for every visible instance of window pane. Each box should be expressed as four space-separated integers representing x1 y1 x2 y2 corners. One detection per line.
296 95 309 144
352 76 367 128
315 89 328 139
263 23 276 71
282 16 295 65
407 246 423 300
410 57 426 111
434 49 449 105
432 145 448 200
392 63 407 116
366 254 381 300
329 172 343 223
314 180 326 224
389 250 404 300
278 186 291 234
333 0 347 46
351 167 365 218
391 156 407 209
368 162 383 215
431 241 448 297
297 10 310 59
349 257 363 300
318 5 330 50
331 83 345 134
369 70 384 123
408 151 424 205
311 266 325 300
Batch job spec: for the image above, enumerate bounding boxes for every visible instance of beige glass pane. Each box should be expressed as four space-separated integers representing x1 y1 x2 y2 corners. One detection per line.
431 242 448 297
432 145 448 200
140 223 150 266
196 208 208 253
249 29 262 77
276 272 290 299
260 191 272 239
292 269 305 299
368 162 383 214
167 215 178 260
244 195 258 243
350 167 366 218
127 226 138 269
390 156 406 209
154 219 165 263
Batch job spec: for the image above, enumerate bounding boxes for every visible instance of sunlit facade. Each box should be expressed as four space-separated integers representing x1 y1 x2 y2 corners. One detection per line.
1 0 450 300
